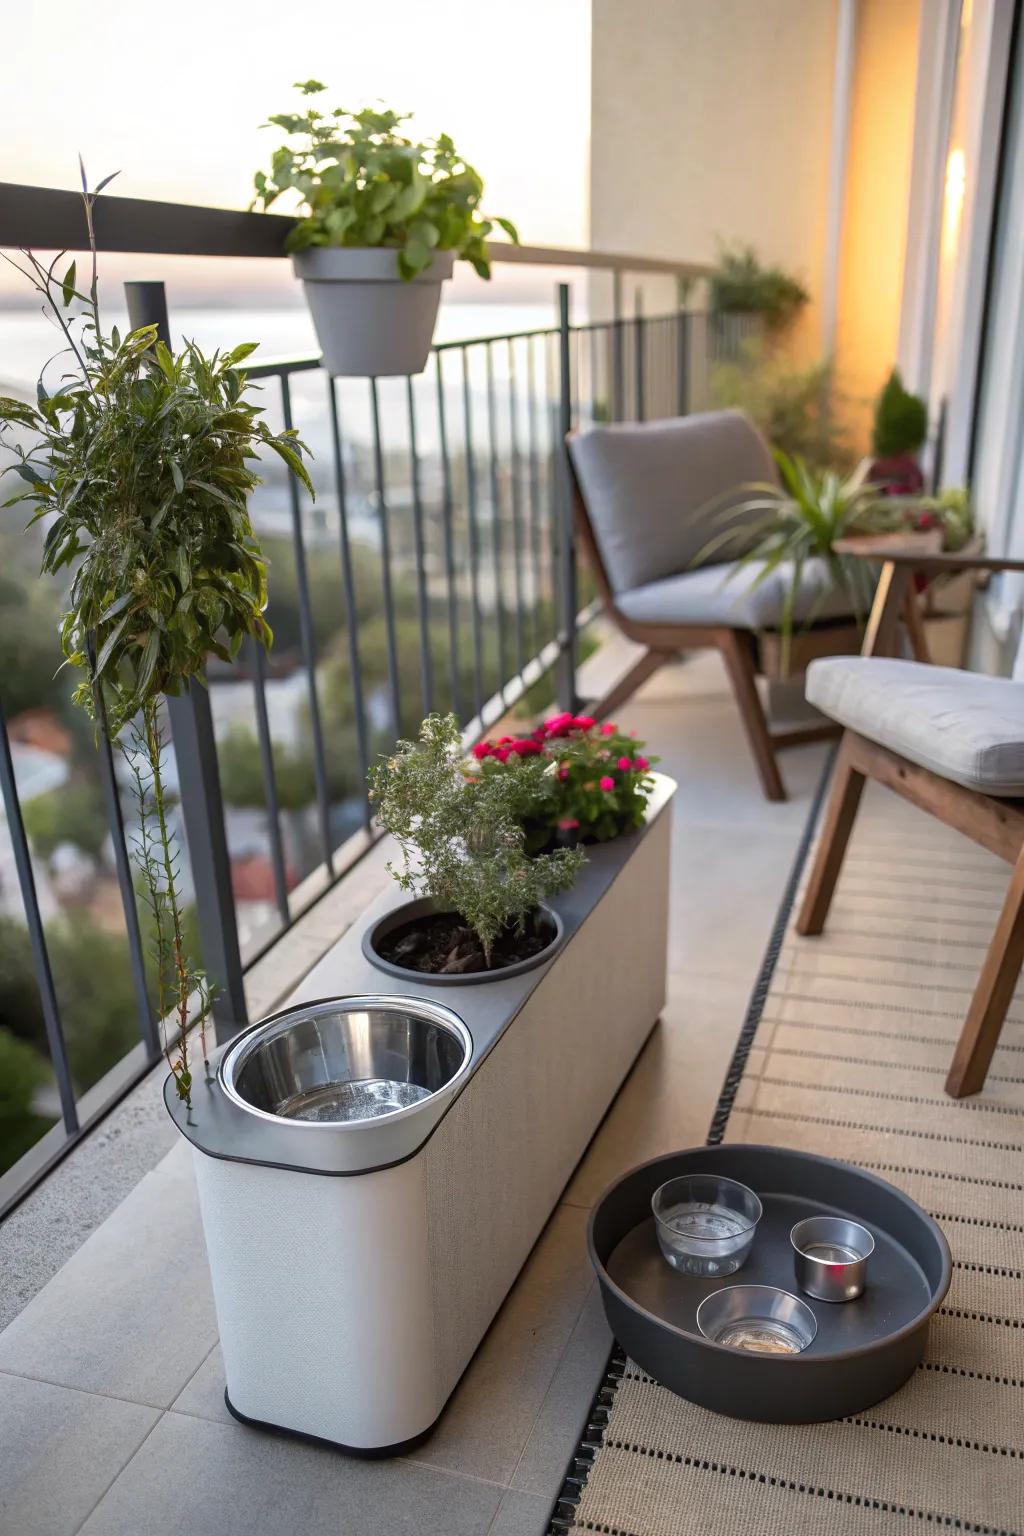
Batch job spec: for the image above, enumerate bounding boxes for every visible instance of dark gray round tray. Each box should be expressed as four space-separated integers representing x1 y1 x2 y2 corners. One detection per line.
588 1144 951 1423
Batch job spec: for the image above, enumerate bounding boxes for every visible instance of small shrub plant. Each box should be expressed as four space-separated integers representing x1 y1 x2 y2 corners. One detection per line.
472 714 657 845
254 82 518 279
871 369 927 460
368 714 583 968
709 244 809 332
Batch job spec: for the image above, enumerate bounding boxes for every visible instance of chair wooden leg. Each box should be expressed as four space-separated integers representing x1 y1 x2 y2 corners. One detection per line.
795 734 866 936
587 648 669 721
717 630 786 802
946 843 1024 1098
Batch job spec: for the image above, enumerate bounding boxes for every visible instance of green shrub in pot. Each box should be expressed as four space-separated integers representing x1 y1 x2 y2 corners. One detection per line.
254 82 519 376
0 169 313 1103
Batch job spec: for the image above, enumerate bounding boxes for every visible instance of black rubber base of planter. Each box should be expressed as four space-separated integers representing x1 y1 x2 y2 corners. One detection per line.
588 1143 951 1424
223 1388 436 1459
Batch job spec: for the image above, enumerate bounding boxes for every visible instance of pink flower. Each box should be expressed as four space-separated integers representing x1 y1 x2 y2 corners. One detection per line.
494 746 511 762
600 722 617 736
617 756 632 771
471 742 493 760
545 712 574 732
633 755 649 771
572 715 596 731
558 765 570 781
599 775 616 792
509 738 540 756
558 817 579 830
497 735 514 746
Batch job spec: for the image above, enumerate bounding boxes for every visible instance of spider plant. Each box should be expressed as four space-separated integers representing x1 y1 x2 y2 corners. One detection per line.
696 450 893 673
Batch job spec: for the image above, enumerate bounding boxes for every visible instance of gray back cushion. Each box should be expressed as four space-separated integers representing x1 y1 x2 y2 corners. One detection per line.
568 409 777 594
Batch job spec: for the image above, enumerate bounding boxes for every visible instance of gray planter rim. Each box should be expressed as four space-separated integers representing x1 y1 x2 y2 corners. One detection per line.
362 895 563 985
291 247 456 284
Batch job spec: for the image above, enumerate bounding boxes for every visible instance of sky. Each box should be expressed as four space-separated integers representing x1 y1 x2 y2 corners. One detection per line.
0 0 591 303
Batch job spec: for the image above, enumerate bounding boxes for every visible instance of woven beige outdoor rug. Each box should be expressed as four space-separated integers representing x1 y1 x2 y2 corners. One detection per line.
557 778 1024 1536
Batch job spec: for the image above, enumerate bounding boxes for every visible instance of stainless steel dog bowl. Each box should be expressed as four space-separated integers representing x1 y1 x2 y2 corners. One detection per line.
219 996 473 1127
791 1215 875 1302
696 1284 818 1356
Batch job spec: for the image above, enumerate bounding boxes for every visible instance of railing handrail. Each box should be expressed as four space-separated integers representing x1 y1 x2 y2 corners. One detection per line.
0 180 709 279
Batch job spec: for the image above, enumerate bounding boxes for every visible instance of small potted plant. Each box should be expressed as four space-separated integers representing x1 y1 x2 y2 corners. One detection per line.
253 82 519 376
0 169 313 1104
472 714 657 850
365 713 583 981
709 243 810 337
868 369 927 493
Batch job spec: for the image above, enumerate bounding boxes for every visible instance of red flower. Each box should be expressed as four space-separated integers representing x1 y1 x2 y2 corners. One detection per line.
617 755 632 771
509 738 540 756
558 764 570 781
600 722 617 736
471 742 493 760
545 712 574 731
599 775 616 792
558 817 579 830
572 715 596 731
633 755 649 771
916 512 936 531
494 747 511 762
497 735 514 746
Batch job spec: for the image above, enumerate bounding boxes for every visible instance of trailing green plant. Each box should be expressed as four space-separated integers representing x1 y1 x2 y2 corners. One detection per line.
696 451 891 673
0 166 313 1103
368 713 583 965
890 484 975 552
253 81 518 278
712 344 851 469
871 369 927 459
709 243 809 332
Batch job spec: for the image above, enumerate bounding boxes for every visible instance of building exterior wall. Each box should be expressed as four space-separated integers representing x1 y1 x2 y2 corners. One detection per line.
589 0 840 355
835 0 923 449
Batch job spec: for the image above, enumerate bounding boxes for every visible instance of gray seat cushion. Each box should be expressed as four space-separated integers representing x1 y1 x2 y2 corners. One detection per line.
806 656 1024 796
568 409 775 594
616 556 860 630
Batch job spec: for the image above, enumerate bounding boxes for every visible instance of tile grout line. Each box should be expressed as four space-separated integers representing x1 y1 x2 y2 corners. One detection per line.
0 1362 185 1414
72 1410 169 1534
503 1283 600 1494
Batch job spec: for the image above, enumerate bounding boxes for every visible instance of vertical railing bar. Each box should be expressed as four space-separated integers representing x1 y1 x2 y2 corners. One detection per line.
506 337 526 680
635 288 646 423
93 705 160 1059
461 347 485 720
249 639 291 926
525 333 543 662
280 373 334 874
326 378 371 828
0 700 78 1132
368 377 403 739
484 342 508 704
554 283 579 712
612 268 625 422
434 353 461 721
405 376 434 717
676 308 690 417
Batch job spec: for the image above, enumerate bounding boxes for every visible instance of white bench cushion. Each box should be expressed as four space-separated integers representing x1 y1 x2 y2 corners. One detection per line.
806 656 1024 796
617 556 859 630
568 409 775 594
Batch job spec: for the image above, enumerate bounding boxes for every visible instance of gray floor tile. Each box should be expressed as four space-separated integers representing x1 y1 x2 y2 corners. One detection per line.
666 820 803 978
0 1373 159 1536
511 1284 611 1498
171 1343 233 1426
0 1155 217 1408
406 1204 593 1487
563 972 752 1208
79 1411 503 1536
488 1488 552 1536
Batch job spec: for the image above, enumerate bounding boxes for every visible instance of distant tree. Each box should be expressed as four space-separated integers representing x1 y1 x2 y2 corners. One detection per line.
0 1026 53 1171
22 780 108 866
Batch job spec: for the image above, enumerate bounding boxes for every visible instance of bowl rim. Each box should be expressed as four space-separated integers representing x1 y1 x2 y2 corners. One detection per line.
651 1172 764 1242
695 1283 818 1349
789 1214 876 1264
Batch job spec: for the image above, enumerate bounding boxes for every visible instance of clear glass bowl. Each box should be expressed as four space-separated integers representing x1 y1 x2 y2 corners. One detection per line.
651 1173 763 1276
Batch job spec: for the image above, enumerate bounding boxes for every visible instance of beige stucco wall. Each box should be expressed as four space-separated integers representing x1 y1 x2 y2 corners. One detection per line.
836 0 922 449
589 0 840 355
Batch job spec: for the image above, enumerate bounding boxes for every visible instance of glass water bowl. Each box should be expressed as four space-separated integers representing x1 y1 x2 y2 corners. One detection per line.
651 1174 763 1276
696 1284 818 1355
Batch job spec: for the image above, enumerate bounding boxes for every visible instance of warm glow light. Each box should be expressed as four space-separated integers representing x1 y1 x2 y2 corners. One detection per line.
943 147 967 259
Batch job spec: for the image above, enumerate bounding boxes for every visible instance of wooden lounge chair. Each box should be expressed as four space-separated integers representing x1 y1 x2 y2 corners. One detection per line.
797 544 1024 1097
567 410 843 802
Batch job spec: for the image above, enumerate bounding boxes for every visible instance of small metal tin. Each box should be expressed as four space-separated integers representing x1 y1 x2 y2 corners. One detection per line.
791 1215 875 1302
696 1284 817 1355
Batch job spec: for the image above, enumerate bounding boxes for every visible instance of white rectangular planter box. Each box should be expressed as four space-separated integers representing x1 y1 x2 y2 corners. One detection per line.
166 774 674 1453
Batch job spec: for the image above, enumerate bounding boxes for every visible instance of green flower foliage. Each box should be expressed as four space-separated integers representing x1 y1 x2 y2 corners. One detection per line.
254 82 519 278
710 244 809 332
0 168 313 1102
871 369 928 459
368 714 583 964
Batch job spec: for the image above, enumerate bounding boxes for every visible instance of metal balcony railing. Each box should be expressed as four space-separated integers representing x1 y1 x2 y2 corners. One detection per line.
0 181 754 1214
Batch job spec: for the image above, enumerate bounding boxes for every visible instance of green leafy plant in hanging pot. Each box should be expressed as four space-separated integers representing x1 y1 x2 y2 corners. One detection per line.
709 243 810 336
366 714 583 979
0 169 313 1104
253 82 519 377
694 450 891 674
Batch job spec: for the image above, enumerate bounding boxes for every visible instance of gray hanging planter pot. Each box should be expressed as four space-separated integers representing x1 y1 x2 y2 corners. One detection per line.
291 248 455 377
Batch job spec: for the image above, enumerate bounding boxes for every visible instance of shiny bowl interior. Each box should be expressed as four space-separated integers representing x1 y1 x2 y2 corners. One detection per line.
220 997 472 1126
696 1284 818 1355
